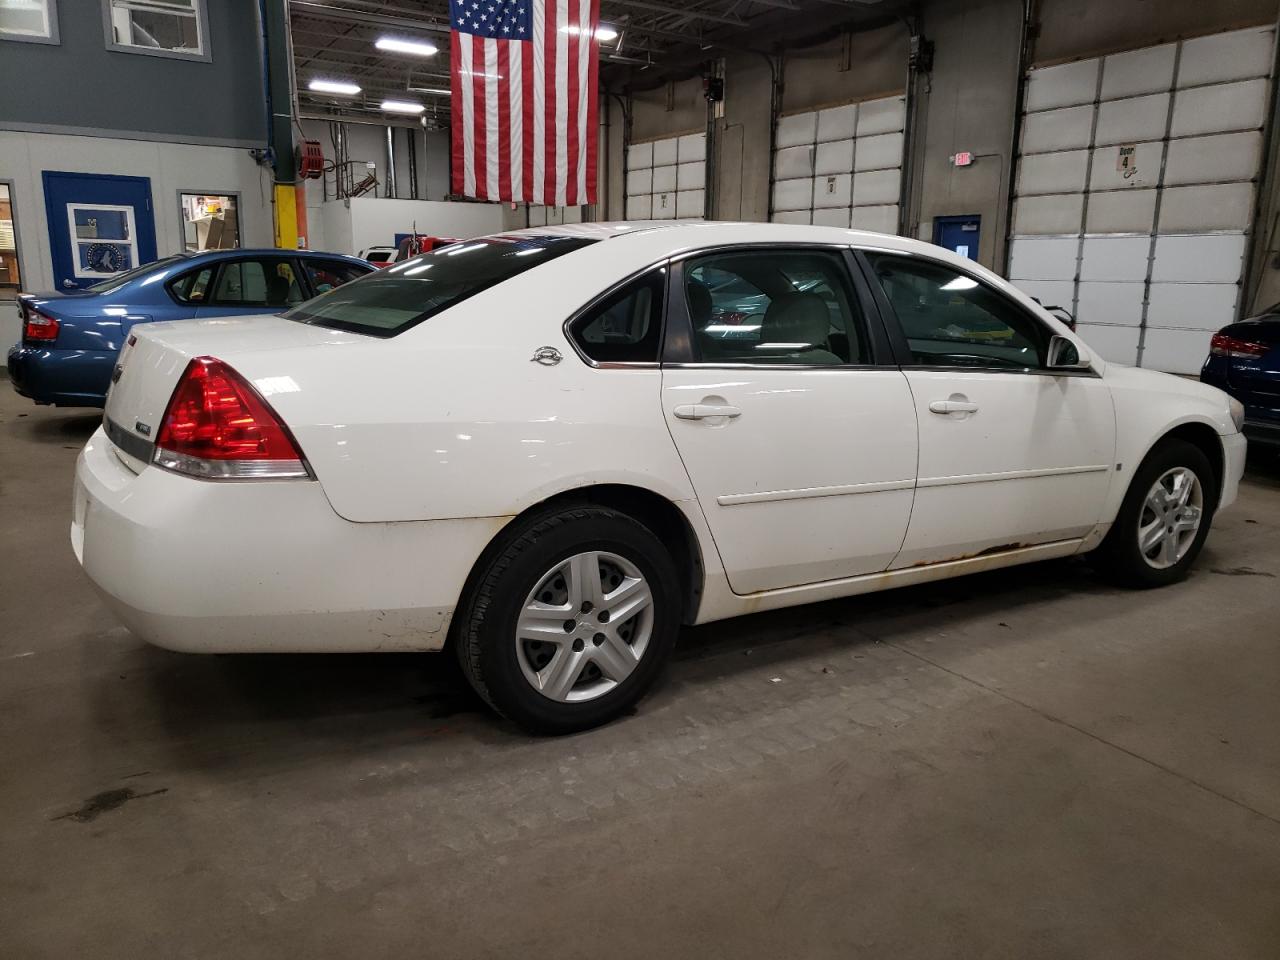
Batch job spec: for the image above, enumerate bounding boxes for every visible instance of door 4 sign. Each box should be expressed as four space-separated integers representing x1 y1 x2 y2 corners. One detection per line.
1117 144 1138 179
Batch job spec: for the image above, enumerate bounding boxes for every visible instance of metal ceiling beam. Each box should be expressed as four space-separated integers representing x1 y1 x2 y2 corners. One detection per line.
601 0 746 26
290 1 449 35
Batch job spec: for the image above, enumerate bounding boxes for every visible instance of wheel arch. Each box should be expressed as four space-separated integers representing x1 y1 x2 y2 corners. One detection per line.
1146 419 1225 502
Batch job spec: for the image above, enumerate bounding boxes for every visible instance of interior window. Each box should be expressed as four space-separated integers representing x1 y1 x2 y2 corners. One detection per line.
568 269 666 363
303 259 370 295
169 266 214 304
867 253 1049 369
683 250 867 365
210 259 303 308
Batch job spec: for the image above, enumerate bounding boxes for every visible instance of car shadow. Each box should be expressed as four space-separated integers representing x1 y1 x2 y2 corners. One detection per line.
19 409 102 443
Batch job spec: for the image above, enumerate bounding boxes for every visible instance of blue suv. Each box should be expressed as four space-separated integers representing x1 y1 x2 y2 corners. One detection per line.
1201 309 1280 449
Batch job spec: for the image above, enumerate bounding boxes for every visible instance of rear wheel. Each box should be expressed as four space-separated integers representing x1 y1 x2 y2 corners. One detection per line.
1091 438 1217 587
455 505 682 734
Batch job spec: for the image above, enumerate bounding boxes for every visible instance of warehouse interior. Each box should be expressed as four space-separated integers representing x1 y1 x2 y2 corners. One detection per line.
2 0 1280 956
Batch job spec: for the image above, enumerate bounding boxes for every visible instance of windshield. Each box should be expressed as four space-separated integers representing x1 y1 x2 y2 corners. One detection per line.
85 255 188 293
285 235 597 336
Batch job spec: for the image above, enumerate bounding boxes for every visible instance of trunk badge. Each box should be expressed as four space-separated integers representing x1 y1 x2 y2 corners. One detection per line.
134 421 152 437
531 346 562 366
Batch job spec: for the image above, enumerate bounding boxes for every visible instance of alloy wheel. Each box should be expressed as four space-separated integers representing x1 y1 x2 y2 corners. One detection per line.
1137 467 1204 570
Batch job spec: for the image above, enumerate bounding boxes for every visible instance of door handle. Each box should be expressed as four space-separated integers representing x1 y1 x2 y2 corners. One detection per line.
62 279 76 289
674 403 742 420
929 399 979 415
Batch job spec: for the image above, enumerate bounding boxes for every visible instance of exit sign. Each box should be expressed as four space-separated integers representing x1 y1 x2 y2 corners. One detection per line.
953 151 974 167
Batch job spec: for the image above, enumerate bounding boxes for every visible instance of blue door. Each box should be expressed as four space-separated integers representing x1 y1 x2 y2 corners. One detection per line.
933 215 981 261
42 171 157 291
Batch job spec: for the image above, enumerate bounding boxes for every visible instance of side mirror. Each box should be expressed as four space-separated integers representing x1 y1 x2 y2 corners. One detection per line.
1047 334 1091 370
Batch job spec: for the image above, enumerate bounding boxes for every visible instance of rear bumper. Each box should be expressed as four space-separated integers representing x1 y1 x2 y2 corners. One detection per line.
7 344 111 407
1219 431 1247 512
73 427 508 653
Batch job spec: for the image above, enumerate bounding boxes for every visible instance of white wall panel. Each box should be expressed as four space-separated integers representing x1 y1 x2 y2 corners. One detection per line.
817 104 857 142
1178 27 1274 87
1077 280 1146 326
849 204 898 234
1088 140 1162 190
1146 282 1239 330
1011 279 1076 309
814 139 854 175
1101 43 1176 99
1140 327 1215 374
852 168 901 206
676 189 705 218
1159 183 1254 232
1008 236 1080 280
1022 105 1094 154
1085 188 1156 233
775 145 813 179
1013 193 1084 234
772 177 813 212
1025 59 1099 111
776 112 816 148
1164 131 1261 186
1151 234 1246 282
1018 150 1089 195
1075 322 1141 364
1080 236 1150 281
1170 79 1268 136
1094 93 1171 146
812 206 851 228
856 96 906 136
855 132 904 171
651 137 679 166
677 133 706 163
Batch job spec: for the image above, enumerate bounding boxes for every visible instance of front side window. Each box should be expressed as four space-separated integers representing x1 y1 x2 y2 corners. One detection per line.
1 0 57 42
867 253 1049 369
286 235 596 337
568 269 665 363
683 249 869 365
210 259 303 308
105 0 206 59
303 259 370 295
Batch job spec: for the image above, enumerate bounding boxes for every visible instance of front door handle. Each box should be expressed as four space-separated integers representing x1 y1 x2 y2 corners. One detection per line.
674 403 742 420
929 399 979 415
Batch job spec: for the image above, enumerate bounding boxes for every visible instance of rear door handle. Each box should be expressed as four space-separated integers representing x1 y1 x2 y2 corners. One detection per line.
674 403 742 420
928 399 979 415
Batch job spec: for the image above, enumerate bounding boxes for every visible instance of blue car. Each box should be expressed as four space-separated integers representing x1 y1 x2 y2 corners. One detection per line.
7 249 373 408
1201 310 1280 449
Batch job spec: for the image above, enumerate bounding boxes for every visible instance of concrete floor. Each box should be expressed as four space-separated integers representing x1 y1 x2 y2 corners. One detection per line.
2 387 1279 959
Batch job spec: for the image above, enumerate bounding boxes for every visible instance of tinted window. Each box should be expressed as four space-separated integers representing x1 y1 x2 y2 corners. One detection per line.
568 269 666 363
169 266 214 304
85 255 187 294
286 236 596 337
304 259 370 294
683 249 868 365
210 259 304 308
868 254 1049 369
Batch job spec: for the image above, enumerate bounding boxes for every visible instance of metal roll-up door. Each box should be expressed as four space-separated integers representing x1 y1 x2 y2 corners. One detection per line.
1009 25 1275 374
625 132 706 220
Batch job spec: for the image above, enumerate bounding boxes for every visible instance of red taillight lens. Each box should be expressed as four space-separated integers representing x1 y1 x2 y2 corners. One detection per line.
1210 333 1269 359
153 357 309 480
23 310 59 343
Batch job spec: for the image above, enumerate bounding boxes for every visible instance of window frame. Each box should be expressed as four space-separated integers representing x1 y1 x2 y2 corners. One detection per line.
853 248 1099 378
186 255 306 310
660 243 896 369
102 0 210 63
561 263 670 369
1 0 58 44
298 256 374 298
165 262 216 305
176 189 241 252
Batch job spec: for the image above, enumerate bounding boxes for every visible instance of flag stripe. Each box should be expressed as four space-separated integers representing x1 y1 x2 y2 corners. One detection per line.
459 34 477 197
564 0 580 206
450 30 465 196
584 0 599 205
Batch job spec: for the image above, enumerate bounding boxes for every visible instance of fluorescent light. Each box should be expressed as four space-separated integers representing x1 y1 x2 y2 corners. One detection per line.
375 36 439 56
381 99 426 114
308 79 361 95
409 87 452 97
559 24 619 41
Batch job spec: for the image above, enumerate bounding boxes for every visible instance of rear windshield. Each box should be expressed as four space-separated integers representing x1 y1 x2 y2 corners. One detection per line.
285 235 597 336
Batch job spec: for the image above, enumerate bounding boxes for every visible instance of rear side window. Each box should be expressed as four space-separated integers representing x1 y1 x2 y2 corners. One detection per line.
303 259 370 294
286 236 597 337
567 269 666 363
209 259 304 308
169 266 214 304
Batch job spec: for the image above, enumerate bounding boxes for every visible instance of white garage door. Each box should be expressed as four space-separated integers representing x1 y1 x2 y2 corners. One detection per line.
1009 25 1275 374
768 94 905 234
625 132 706 220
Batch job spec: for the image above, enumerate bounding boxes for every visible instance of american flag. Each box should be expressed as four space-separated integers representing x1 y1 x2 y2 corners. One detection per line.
449 0 600 205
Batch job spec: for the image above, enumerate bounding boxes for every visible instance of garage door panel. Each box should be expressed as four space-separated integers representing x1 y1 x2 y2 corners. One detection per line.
814 139 854 175
812 206 851 228
1018 149 1089 195
851 168 900 207
849 204 898 234
856 96 905 136
677 133 706 164
1095 93 1171 146
626 194 652 219
1161 183 1254 232
677 162 705 191
777 112 817 148
651 192 677 219
1179 27 1274 87
1008 236 1080 281
1011 279 1075 310
772 177 813 212
1075 322 1141 364
1080 236 1150 281
1025 59 1099 111
771 209 811 225
652 138 679 166
652 165 677 193
627 142 653 170
625 167 652 196
1077 280 1146 326
1013 193 1084 235
1171 79 1268 136
1152 234 1246 282
1164 131 1261 185
1101 43 1176 99
813 174 853 208
675 189 704 218
1089 141 1162 190
775 145 813 180
817 104 857 142
855 132 904 172
1146 282 1239 330
1022 105 1094 154
1141 327 1215 374
1086 188 1156 233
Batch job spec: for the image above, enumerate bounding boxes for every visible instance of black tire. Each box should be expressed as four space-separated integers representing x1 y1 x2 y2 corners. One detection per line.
454 505 682 735
1091 438 1218 588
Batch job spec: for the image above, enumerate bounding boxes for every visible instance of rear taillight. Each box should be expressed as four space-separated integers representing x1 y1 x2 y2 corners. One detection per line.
153 356 310 480
23 310 59 343
1210 333 1269 359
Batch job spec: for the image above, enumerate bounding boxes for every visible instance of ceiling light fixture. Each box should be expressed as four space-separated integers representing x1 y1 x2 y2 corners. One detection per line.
308 79 361 95
559 24 619 41
375 37 439 56
381 99 426 114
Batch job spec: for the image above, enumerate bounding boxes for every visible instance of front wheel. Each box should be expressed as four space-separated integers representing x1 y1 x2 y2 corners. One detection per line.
1091 438 1217 588
454 505 682 734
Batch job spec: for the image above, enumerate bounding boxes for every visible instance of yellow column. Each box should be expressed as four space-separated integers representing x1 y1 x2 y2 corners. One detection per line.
273 182 298 249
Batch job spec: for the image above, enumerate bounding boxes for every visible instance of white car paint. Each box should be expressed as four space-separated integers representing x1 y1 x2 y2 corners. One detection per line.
73 221 1247 654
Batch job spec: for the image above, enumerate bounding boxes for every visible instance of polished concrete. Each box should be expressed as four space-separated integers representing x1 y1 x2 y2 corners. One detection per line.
2 388 1279 959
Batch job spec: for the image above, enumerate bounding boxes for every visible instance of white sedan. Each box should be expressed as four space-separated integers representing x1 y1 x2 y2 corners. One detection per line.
74 222 1248 733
